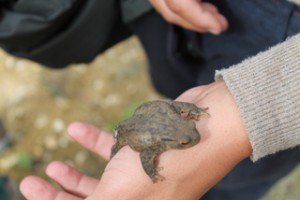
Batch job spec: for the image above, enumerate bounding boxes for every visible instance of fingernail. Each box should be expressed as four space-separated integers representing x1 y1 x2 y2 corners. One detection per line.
209 29 221 35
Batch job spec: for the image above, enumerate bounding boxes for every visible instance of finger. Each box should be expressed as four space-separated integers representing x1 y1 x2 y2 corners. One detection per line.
20 176 82 200
201 2 228 31
165 0 228 34
67 122 114 160
149 0 198 31
46 161 99 198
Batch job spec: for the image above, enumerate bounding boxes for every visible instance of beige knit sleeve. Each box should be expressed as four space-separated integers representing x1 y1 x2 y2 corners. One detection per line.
215 34 300 161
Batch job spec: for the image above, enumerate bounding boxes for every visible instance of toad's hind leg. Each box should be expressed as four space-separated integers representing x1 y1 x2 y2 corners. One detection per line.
171 101 209 120
140 147 165 183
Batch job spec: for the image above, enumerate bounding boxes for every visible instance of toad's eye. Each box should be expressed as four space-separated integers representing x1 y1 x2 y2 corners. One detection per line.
180 136 191 145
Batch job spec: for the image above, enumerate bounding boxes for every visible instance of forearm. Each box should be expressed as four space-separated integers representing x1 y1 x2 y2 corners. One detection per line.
174 81 252 198
216 33 300 161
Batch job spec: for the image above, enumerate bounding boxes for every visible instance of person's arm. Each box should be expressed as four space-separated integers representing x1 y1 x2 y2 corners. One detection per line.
20 81 252 200
19 34 300 200
20 34 300 199
216 33 300 161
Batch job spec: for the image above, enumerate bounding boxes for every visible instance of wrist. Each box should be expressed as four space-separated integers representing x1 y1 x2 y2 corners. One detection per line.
173 80 252 197
178 80 252 159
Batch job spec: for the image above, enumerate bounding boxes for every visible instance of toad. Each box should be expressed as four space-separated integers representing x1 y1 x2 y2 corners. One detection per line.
110 100 209 182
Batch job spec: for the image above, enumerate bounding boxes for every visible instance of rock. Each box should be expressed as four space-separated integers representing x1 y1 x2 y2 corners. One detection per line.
44 135 58 150
52 118 65 133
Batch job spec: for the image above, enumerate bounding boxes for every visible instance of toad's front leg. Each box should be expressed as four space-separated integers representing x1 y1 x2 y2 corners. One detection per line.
110 142 122 159
171 101 209 120
140 147 165 183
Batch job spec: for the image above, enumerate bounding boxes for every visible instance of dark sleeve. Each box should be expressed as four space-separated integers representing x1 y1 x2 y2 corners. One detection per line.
0 0 83 51
0 0 131 68
120 0 153 23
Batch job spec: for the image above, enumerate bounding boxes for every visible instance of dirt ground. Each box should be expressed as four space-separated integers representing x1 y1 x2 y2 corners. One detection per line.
0 37 299 199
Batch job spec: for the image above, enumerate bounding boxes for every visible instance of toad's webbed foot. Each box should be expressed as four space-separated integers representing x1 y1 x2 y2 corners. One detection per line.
171 101 209 120
140 147 165 183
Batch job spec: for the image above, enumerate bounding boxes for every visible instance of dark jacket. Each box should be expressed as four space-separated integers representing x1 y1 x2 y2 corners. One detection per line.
0 0 152 68
120 0 152 23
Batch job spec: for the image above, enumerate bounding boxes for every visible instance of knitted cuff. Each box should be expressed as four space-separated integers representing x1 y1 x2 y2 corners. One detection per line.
216 34 300 161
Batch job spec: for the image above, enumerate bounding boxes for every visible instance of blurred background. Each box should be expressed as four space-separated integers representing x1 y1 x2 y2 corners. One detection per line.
0 36 299 200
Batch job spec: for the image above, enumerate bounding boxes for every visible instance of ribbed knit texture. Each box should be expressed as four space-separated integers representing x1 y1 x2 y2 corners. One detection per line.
288 0 300 5
216 34 300 161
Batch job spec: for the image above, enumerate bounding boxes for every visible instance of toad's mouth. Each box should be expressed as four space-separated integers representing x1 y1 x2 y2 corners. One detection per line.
161 136 197 147
161 137 176 142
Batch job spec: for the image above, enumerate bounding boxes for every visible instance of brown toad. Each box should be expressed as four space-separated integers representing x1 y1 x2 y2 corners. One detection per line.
110 100 209 182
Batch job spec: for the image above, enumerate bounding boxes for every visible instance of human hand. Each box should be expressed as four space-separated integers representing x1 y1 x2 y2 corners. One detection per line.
149 0 228 34
20 80 252 200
